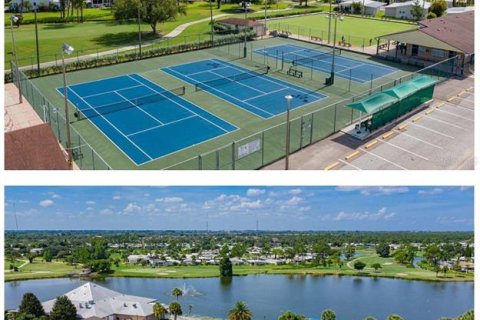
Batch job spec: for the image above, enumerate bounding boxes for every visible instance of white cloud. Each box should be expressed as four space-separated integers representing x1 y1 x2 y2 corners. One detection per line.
123 203 142 214
288 188 303 195
330 207 396 221
112 196 121 200
86 207 94 211
156 197 184 203
418 188 444 195
335 186 409 196
85 201 96 205
49 193 61 199
246 188 265 196
299 206 311 212
100 208 114 215
39 199 54 207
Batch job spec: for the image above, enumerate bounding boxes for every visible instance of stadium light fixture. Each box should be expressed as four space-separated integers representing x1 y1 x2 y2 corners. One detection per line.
284 95 293 170
61 43 75 169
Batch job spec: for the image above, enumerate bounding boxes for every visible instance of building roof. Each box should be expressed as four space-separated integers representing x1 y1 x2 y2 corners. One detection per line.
379 11 474 53
386 0 430 8
218 18 264 27
446 6 474 14
418 11 474 53
42 282 157 319
4 123 70 170
365 1 386 8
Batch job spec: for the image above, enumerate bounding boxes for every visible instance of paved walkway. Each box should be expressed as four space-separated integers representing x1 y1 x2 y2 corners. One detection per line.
15 13 231 72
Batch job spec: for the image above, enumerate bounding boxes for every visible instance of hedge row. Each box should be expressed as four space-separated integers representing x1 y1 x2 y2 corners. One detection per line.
5 33 255 83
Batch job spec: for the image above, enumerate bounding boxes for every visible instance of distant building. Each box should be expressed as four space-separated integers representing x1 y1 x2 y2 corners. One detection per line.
384 1 431 20
30 248 44 255
42 282 159 320
217 18 267 37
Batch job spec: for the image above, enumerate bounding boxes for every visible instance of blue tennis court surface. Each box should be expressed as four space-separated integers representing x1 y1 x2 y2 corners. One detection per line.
162 58 327 119
254 44 398 83
57 74 236 165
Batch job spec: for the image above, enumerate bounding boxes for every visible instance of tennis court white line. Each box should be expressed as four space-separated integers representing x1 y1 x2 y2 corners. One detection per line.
114 90 164 125
244 87 290 102
362 149 408 170
338 158 362 170
127 115 198 137
410 122 456 139
212 59 323 99
83 84 144 99
422 115 467 130
163 67 275 118
431 108 474 122
208 70 267 95
187 66 229 77
378 139 429 161
394 130 443 149
127 74 234 133
68 88 154 161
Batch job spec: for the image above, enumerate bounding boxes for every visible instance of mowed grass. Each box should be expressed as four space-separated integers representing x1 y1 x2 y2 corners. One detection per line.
4 259 77 281
4 1 295 68
4 258 27 270
267 14 417 46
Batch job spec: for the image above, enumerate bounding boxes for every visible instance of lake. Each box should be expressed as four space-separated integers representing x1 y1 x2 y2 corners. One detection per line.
4 275 473 320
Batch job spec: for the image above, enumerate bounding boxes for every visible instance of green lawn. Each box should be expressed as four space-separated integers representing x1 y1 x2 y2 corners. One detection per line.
267 14 417 46
4 258 27 270
4 258 77 281
4 1 296 68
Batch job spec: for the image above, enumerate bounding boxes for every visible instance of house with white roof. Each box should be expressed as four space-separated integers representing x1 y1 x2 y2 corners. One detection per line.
42 282 159 320
339 0 386 15
384 1 431 20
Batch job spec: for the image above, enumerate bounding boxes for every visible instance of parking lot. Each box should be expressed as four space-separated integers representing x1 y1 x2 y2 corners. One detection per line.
264 76 474 170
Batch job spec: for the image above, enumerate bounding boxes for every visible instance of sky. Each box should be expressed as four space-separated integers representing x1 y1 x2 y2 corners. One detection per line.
3 186 473 231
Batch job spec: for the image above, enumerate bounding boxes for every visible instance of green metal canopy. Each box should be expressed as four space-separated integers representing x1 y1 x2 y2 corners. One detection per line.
346 92 399 114
410 75 437 90
383 82 418 99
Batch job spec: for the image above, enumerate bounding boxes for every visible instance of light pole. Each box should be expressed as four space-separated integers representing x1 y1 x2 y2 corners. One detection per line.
137 6 142 58
284 95 292 170
329 14 343 85
327 0 332 44
62 43 75 169
210 0 214 44
243 1 248 58
10 15 22 103
264 0 267 33
33 2 40 76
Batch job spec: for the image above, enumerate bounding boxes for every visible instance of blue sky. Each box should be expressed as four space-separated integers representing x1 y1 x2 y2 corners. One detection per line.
4 186 473 231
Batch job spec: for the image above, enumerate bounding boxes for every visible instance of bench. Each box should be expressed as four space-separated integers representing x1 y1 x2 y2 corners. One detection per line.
287 67 303 78
310 36 322 42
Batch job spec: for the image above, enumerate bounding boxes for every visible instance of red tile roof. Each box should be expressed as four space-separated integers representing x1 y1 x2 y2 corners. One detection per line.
419 12 474 53
5 123 70 170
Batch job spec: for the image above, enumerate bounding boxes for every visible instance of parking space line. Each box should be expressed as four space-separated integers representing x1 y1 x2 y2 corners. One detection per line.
394 130 443 149
423 115 467 130
378 140 429 161
324 161 340 170
432 108 474 122
410 123 456 139
338 159 362 170
443 102 474 112
362 149 408 170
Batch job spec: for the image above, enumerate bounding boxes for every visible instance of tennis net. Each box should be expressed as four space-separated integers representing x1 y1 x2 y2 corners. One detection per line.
75 86 186 120
292 50 337 67
195 66 269 92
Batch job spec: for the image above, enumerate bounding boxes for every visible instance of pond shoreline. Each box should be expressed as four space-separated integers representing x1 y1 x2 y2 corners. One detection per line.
5 269 474 283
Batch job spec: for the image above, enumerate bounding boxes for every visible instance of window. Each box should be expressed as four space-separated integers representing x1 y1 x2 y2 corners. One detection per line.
418 47 427 54
431 49 446 58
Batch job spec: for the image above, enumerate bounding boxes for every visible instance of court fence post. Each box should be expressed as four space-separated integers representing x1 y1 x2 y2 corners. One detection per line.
216 150 220 170
198 154 202 170
309 114 314 145
91 150 95 170
232 142 236 170
275 50 278 69
370 74 374 93
333 104 337 132
281 52 284 70
263 46 266 65
310 60 314 80
348 69 352 91
261 131 265 167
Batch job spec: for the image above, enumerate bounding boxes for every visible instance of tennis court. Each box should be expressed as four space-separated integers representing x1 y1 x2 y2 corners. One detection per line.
254 44 398 83
162 58 327 119
57 74 237 165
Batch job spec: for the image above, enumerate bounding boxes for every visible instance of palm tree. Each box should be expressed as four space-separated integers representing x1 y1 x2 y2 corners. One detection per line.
278 311 305 320
228 301 253 320
169 302 182 320
153 302 167 320
321 309 336 320
171 288 183 301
